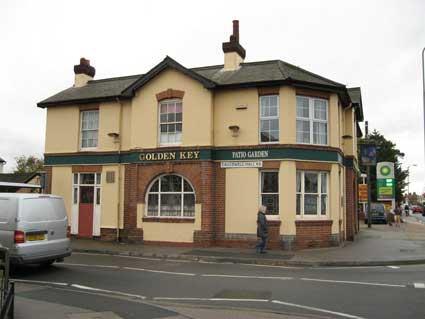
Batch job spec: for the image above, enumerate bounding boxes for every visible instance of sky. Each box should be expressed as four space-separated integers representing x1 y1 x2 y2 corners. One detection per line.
1 0 424 194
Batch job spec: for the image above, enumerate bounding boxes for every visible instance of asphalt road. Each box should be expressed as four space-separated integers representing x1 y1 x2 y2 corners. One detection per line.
11 252 425 319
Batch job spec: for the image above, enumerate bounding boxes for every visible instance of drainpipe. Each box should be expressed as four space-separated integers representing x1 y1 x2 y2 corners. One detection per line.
116 97 123 242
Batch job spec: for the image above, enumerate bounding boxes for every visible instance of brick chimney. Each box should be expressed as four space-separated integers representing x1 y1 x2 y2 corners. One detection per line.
74 58 96 87
222 20 246 71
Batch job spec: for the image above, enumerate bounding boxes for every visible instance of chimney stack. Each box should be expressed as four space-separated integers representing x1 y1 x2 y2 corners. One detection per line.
74 57 95 87
222 20 246 71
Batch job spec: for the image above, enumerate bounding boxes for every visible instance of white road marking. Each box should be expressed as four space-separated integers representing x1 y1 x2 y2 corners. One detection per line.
413 283 425 289
301 277 406 288
272 300 367 319
201 274 293 280
153 297 268 302
387 266 400 269
70 284 146 299
12 279 68 286
123 266 195 276
73 252 191 263
61 263 120 269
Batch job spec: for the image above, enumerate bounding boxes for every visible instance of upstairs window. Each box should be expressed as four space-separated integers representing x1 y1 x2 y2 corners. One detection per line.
80 110 99 149
296 96 328 145
259 95 279 143
159 99 182 145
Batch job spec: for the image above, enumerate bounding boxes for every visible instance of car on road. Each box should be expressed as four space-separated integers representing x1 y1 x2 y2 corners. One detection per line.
411 205 423 214
0 193 72 266
365 203 387 224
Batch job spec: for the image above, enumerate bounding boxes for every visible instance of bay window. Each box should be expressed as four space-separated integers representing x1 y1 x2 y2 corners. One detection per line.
296 96 328 145
296 171 328 217
259 95 279 143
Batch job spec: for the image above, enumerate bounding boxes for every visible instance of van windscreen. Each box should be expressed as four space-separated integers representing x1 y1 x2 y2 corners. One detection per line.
21 197 67 222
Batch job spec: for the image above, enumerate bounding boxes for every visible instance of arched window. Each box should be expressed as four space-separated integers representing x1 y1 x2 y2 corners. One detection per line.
159 99 182 145
146 175 195 218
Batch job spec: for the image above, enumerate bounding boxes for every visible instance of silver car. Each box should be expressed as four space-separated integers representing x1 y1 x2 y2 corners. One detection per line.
0 193 72 265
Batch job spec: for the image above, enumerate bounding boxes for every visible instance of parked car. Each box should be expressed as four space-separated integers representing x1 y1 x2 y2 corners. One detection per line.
411 205 423 214
364 203 387 224
0 193 72 265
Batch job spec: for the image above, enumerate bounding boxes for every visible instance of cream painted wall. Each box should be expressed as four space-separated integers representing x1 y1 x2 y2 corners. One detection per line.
120 101 132 151
279 161 297 235
137 203 202 242
342 108 357 157
280 87 297 144
214 88 259 146
329 164 342 234
329 94 340 148
45 107 79 153
98 103 120 152
225 168 259 234
131 69 213 149
100 165 119 228
51 166 73 223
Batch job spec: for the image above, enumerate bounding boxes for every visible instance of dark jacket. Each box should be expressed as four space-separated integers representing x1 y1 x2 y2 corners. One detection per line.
257 211 268 237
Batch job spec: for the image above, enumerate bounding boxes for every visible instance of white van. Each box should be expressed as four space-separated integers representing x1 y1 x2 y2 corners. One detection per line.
0 193 72 265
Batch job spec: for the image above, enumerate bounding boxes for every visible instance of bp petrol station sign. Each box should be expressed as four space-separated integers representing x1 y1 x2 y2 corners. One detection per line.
377 162 395 201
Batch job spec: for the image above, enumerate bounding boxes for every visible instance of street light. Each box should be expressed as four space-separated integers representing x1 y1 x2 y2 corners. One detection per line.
422 47 425 178
407 164 417 203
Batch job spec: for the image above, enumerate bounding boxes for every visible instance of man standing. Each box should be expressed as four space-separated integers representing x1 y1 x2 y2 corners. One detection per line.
256 206 269 254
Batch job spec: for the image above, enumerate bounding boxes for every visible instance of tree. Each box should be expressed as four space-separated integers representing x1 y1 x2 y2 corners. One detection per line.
358 130 408 203
13 155 44 173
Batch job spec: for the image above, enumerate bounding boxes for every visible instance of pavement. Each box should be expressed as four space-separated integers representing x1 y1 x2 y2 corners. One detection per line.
71 216 425 267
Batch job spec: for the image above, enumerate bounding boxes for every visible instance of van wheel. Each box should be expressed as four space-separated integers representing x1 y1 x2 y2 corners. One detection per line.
40 260 55 267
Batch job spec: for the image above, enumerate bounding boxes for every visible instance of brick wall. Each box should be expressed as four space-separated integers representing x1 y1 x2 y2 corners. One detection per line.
295 220 333 249
44 166 52 194
345 168 358 240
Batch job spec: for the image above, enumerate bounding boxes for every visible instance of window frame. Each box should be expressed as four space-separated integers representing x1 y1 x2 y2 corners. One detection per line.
259 170 280 218
145 174 196 218
296 170 329 219
158 98 183 147
80 110 99 150
259 95 280 144
296 95 329 146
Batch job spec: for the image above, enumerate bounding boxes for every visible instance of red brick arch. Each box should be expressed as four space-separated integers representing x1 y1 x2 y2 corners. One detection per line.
156 89 185 101
136 162 202 204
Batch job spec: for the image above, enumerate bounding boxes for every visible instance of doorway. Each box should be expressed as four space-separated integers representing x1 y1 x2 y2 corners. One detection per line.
72 172 101 237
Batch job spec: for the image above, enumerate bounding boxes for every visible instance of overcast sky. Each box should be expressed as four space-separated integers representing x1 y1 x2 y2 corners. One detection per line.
1 0 424 194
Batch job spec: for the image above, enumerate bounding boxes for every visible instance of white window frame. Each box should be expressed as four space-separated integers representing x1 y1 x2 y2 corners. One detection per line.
296 96 328 146
259 95 280 144
296 170 329 219
259 170 279 219
80 110 99 150
158 99 183 147
145 174 196 218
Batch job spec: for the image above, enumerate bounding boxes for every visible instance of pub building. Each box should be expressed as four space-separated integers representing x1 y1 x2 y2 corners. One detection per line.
38 21 364 249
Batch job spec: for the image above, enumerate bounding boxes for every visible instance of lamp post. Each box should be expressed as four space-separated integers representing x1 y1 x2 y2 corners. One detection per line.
407 164 418 204
422 47 425 175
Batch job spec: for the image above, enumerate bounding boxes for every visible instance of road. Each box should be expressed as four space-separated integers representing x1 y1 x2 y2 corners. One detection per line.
12 252 425 319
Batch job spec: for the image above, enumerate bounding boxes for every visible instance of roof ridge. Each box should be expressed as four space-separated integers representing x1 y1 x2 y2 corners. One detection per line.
89 74 143 83
191 64 224 71
278 60 345 87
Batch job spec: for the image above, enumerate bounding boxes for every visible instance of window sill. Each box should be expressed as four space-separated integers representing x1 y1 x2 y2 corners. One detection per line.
80 147 98 152
142 217 195 223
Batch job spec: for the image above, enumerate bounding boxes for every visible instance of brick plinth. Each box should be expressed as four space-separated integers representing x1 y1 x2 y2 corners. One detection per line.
100 228 121 241
295 220 333 249
44 166 52 194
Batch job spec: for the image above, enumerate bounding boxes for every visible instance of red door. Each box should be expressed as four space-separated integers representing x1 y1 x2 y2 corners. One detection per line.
79 186 94 237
